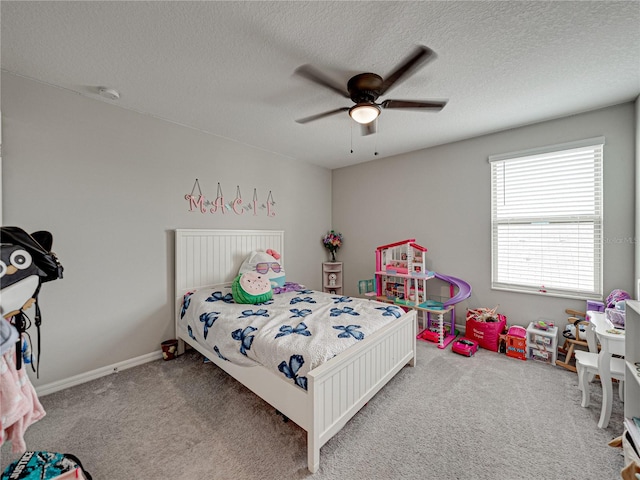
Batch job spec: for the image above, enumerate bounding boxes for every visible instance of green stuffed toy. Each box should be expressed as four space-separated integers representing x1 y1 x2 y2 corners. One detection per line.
232 271 273 304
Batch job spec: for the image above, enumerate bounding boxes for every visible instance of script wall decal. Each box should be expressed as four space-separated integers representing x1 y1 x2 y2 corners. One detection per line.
184 179 276 217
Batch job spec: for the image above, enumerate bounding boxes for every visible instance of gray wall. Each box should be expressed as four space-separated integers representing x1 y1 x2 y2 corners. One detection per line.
333 102 636 328
1 72 332 388
636 95 640 296
3 70 636 390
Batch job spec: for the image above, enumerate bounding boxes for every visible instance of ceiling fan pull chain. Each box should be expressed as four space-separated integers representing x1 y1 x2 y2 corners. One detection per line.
350 122 354 153
374 121 379 156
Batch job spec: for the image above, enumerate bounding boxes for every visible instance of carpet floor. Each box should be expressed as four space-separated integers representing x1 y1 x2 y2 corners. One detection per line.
0 341 626 479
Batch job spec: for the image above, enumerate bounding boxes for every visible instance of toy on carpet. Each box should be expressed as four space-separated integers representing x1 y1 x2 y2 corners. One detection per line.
452 337 479 357
416 273 471 349
424 273 471 349
505 325 527 360
373 239 472 349
417 326 446 344
465 307 507 352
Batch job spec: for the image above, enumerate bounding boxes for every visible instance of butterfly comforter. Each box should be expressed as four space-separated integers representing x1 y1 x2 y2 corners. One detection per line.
178 285 406 390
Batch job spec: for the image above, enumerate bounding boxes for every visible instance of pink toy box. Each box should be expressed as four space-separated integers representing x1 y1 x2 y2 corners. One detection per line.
452 337 478 357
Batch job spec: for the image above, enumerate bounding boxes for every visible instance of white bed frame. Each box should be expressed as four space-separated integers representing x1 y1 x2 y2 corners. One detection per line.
174 229 417 473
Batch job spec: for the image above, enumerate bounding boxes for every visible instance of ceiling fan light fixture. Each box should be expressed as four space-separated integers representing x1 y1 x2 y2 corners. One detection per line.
349 103 380 124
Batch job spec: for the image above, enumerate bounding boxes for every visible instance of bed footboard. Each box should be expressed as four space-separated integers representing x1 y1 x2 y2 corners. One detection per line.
306 309 417 473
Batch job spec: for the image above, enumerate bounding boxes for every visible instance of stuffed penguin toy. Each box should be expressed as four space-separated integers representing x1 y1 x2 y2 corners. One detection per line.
232 271 273 304
0 244 43 318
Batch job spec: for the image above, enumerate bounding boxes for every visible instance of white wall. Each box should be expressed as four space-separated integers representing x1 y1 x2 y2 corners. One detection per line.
3 70 636 390
1 72 332 388
333 102 636 328
635 95 640 298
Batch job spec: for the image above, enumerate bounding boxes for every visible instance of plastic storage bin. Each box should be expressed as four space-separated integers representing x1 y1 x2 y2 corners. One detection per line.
526 322 558 365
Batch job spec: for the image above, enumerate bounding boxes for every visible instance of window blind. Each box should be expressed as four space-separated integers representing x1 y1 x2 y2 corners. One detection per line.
489 138 604 299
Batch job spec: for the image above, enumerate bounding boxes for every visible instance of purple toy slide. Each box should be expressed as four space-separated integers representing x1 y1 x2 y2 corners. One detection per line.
434 273 472 306
418 273 472 349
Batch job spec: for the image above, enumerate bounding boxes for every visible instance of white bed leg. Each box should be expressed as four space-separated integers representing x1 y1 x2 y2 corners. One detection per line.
177 338 186 356
308 432 319 473
409 311 417 367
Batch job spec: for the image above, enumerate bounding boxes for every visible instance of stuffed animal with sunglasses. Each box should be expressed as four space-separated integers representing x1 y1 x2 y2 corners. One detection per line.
238 249 285 288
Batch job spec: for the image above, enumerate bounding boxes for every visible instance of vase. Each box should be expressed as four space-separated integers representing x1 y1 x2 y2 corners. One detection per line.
331 251 336 262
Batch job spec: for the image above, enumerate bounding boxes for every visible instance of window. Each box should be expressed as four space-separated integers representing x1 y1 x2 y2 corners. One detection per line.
490 137 604 299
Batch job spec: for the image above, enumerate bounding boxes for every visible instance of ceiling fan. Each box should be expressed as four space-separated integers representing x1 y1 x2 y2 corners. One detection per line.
294 45 447 135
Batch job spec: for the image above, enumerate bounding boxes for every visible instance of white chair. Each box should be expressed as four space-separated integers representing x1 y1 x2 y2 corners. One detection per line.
575 320 624 424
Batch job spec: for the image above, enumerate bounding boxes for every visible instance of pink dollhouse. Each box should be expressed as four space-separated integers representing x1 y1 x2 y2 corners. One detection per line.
374 239 472 350
375 239 432 306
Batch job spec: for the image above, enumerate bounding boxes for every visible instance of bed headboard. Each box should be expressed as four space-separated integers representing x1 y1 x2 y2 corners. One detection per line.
175 229 285 295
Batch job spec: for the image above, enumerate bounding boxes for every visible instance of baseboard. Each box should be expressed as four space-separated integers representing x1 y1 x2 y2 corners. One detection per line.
36 324 467 396
36 350 163 397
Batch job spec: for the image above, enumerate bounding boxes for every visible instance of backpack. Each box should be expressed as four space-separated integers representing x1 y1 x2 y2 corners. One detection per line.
0 227 64 376
0 227 63 284
1 451 92 480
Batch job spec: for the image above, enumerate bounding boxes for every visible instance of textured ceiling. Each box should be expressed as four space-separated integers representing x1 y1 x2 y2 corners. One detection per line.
2 1 639 169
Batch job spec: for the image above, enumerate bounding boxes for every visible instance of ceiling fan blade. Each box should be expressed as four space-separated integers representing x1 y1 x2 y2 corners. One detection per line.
361 119 377 136
381 99 447 110
295 107 350 124
294 65 350 98
379 45 435 96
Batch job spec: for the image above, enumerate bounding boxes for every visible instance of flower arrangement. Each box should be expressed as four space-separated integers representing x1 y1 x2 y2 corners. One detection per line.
322 230 343 262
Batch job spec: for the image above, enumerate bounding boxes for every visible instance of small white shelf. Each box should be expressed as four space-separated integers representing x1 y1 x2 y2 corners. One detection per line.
322 262 343 295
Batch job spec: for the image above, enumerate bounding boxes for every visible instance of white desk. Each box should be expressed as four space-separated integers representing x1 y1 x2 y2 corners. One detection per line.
587 310 625 428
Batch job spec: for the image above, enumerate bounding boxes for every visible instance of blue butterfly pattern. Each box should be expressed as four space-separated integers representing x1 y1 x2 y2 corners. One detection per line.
199 311 219 339
181 291 194 318
333 324 364 340
278 354 308 390
330 306 360 317
206 291 234 303
290 296 316 305
213 345 228 361
188 325 195 339
332 296 352 304
238 309 270 319
289 308 312 318
231 326 257 356
376 305 403 318
275 322 311 339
